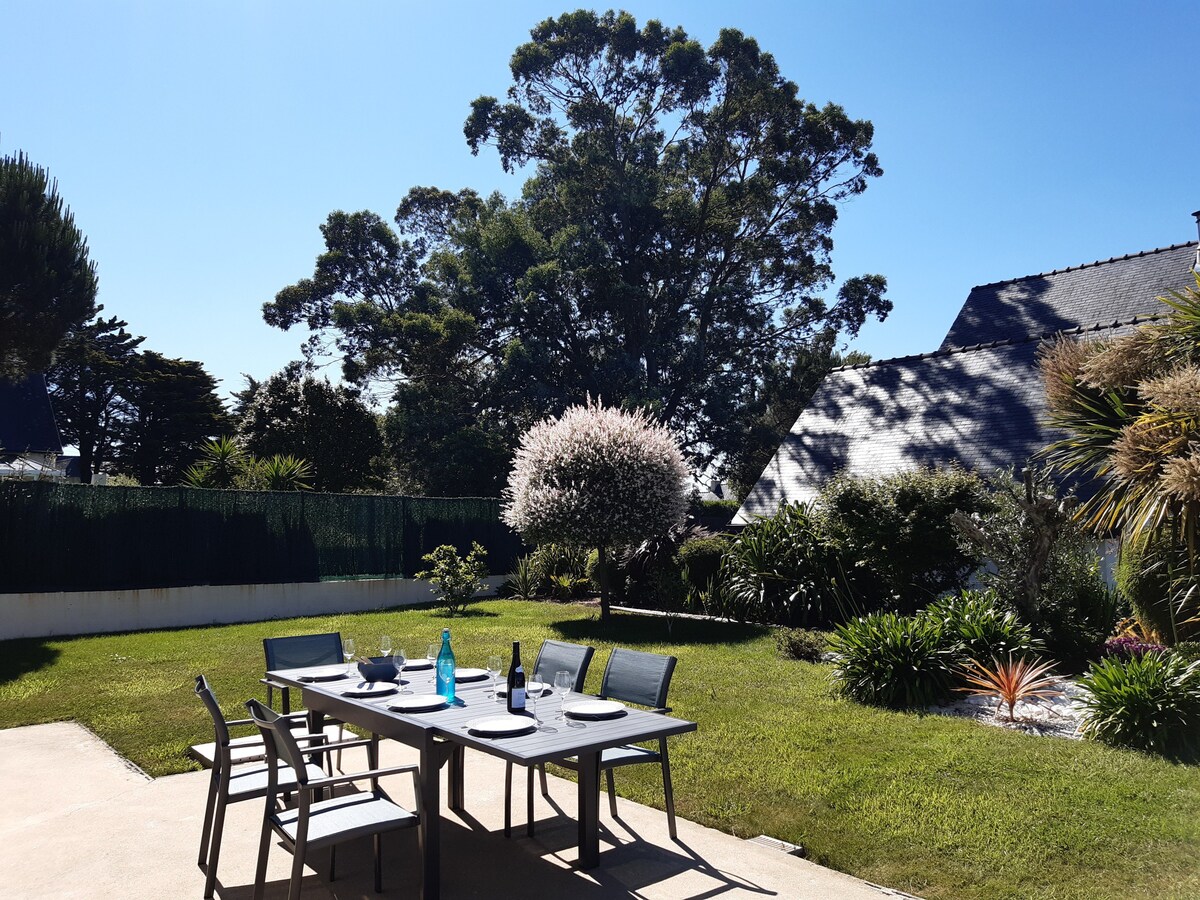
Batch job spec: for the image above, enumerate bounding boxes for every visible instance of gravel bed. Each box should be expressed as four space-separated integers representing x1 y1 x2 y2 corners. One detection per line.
929 678 1087 739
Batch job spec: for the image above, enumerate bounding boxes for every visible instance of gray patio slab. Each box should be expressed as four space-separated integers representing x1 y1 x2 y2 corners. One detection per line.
0 722 914 899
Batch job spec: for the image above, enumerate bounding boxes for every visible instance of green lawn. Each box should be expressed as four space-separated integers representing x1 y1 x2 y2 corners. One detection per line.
2 599 1199 900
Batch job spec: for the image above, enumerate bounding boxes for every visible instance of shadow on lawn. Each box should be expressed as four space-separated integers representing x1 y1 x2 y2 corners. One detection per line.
552 612 769 647
0 638 60 684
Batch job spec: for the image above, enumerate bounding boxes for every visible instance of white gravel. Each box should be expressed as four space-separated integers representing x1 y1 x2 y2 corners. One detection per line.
929 678 1087 739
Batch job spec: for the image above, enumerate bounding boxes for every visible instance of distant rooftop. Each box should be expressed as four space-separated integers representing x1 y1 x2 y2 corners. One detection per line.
0 374 63 457
735 237 1200 523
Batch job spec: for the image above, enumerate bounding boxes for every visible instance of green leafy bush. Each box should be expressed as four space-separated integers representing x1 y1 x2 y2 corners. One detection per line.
528 543 591 598
818 467 993 613
776 627 827 662
501 554 539 601
416 542 489 615
956 470 1120 669
829 612 954 709
677 535 730 593
1117 533 1199 645
921 589 1043 665
1078 654 1200 759
1174 642 1200 664
722 502 857 627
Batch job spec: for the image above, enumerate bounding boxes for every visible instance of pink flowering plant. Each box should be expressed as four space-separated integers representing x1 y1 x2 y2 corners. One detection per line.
502 400 689 619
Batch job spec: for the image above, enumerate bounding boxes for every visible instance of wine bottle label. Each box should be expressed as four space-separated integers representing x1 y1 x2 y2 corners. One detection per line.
511 687 525 708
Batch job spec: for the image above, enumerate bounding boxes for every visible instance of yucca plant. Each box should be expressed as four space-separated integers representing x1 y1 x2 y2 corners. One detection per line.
502 554 540 601
1078 653 1200 758
256 454 314 491
958 655 1060 722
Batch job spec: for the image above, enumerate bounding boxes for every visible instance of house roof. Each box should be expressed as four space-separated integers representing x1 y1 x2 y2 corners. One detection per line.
735 238 1200 524
940 242 1196 350
0 373 64 456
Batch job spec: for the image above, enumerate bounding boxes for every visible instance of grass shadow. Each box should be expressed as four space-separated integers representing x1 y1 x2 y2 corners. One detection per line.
0 638 61 684
551 612 770 647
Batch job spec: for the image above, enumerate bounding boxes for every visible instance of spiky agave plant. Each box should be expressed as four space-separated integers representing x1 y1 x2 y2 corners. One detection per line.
958 654 1060 722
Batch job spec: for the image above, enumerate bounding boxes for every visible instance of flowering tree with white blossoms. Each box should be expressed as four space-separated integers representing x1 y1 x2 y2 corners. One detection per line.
502 401 689 620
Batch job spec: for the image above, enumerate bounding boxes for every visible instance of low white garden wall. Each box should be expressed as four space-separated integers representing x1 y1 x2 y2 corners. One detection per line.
0 576 505 641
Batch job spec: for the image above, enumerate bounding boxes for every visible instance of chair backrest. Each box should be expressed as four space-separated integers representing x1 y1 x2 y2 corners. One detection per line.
194 674 232 769
245 698 312 785
600 648 676 710
533 639 595 692
263 632 343 672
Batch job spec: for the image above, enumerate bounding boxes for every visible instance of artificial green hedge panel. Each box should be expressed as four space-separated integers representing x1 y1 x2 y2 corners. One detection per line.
0 482 522 592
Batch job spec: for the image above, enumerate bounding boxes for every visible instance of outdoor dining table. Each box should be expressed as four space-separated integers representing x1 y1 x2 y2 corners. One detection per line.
267 664 697 900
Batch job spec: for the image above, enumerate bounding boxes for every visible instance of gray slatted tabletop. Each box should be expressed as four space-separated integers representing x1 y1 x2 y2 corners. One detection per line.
268 664 696 899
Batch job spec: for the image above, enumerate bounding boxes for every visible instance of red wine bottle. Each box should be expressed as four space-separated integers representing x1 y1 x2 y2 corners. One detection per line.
506 641 526 714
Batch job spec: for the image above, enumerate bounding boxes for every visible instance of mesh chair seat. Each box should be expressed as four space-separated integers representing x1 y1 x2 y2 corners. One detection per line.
558 744 662 770
228 761 326 800
270 790 418 849
188 723 344 769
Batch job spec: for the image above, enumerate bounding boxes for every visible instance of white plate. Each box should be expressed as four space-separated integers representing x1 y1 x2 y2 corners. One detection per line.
295 665 351 682
496 681 546 697
402 659 434 670
387 695 447 713
465 714 537 736
564 699 626 719
455 668 490 682
339 682 398 698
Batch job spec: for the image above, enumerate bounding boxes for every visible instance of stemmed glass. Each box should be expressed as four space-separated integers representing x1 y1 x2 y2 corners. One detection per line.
380 635 392 658
553 671 572 721
427 644 438 667
528 680 542 728
342 637 357 676
393 647 409 693
486 655 503 699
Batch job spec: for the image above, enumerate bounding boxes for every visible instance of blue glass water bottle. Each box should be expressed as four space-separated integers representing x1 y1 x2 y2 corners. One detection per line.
436 628 456 701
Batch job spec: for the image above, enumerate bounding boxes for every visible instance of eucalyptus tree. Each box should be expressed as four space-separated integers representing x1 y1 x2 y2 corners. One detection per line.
265 10 889 492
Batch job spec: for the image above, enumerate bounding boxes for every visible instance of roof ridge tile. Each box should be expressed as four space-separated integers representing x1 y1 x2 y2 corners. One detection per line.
969 241 1194 291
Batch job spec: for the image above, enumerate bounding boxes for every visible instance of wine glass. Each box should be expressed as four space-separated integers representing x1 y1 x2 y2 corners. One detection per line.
486 654 503 699
380 635 392 657
393 648 408 693
553 670 572 721
427 643 438 666
342 637 357 676
528 682 542 728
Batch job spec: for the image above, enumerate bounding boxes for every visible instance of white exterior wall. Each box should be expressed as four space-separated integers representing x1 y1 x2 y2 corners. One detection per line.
0 576 505 641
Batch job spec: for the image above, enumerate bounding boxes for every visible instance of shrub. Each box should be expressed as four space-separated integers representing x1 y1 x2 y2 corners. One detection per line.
1078 654 1200 759
1117 532 1199 644
958 655 1060 722
818 467 993 613
776 627 827 662
529 543 590 598
829 612 954 709
921 589 1043 665
677 535 729 593
723 502 856 627
501 554 539 601
416 542 489 615
1102 636 1167 660
1174 642 1200 664
956 469 1120 669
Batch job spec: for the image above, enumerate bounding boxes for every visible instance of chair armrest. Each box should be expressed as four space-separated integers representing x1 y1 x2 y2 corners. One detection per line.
298 737 373 754
260 677 290 689
306 763 421 791
649 707 672 715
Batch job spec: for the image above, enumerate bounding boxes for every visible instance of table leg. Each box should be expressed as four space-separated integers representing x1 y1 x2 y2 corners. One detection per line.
419 735 441 900
448 744 466 811
577 751 600 869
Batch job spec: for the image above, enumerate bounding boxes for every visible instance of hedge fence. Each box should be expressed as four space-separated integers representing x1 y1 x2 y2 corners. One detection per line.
0 482 523 593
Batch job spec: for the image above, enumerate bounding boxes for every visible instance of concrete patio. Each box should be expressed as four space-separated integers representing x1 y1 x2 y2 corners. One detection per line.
0 722 915 899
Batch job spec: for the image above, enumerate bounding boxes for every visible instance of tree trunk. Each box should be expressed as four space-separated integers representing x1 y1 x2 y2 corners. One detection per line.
598 545 610 622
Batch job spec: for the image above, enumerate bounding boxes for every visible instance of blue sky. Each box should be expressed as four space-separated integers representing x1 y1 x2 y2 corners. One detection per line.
3 1 1197 404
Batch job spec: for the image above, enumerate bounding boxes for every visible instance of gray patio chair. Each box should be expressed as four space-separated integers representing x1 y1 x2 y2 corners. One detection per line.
503 639 595 837
192 676 373 900
542 648 680 839
263 632 351 769
246 698 421 900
